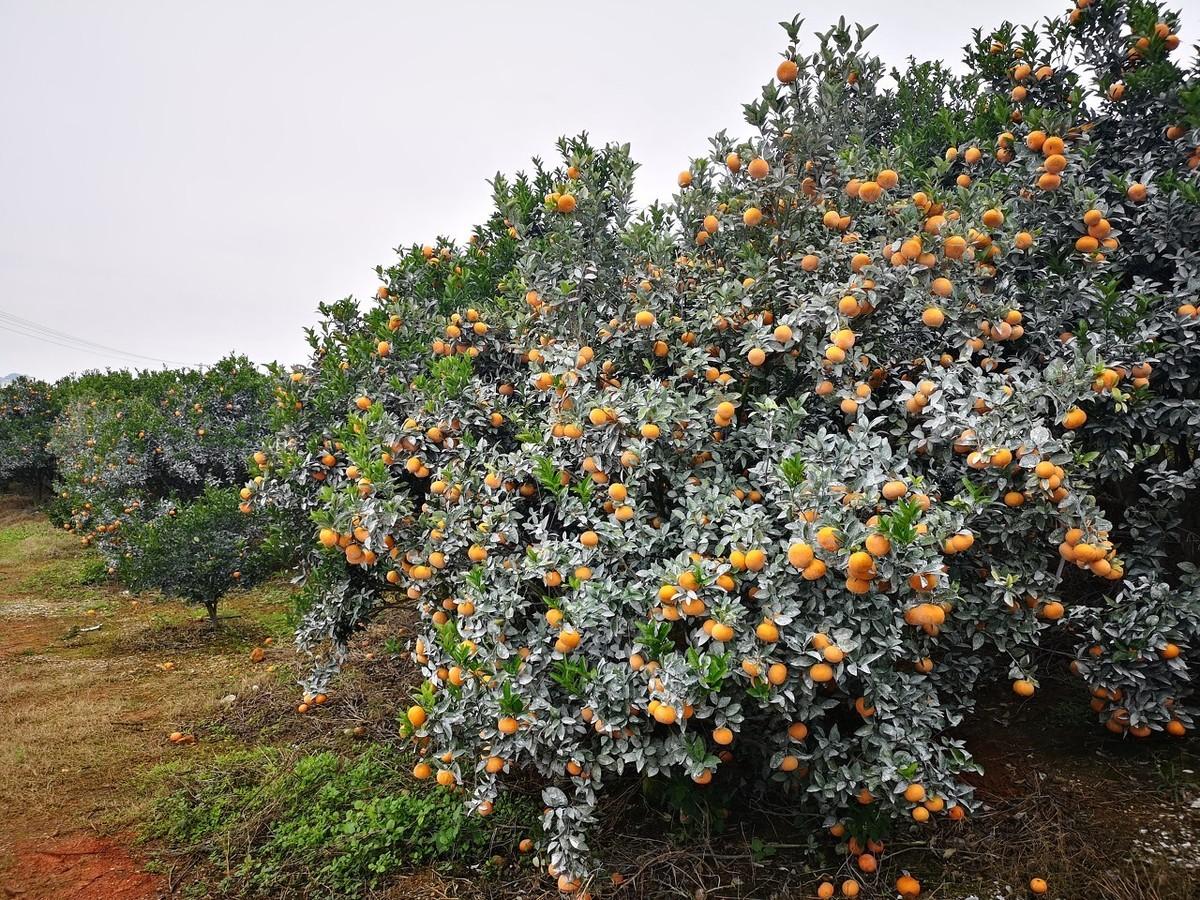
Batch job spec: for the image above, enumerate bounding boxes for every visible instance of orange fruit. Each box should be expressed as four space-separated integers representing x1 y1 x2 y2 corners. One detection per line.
809 662 835 683
922 307 946 328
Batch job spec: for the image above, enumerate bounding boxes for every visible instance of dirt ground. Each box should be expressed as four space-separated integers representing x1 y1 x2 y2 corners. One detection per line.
0 495 294 899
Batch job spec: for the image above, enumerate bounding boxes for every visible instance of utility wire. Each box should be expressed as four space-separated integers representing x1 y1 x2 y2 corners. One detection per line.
0 308 197 368
0 318 185 368
0 308 191 365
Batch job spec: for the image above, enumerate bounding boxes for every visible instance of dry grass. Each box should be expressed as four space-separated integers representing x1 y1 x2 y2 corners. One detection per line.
0 495 296 893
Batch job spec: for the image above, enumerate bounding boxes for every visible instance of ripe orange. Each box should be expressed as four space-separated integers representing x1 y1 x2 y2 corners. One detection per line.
788 542 814 569
922 307 946 328
653 703 677 725
810 662 835 683
1062 407 1088 430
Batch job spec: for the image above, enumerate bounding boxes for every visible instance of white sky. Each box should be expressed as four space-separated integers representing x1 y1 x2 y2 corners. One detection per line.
0 0 1151 379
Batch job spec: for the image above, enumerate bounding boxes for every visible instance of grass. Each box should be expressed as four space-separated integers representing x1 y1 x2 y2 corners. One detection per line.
0 496 305 896
17 551 107 598
0 522 36 554
142 745 539 898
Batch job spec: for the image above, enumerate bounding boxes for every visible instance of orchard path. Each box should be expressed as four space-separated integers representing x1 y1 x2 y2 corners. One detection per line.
0 494 292 899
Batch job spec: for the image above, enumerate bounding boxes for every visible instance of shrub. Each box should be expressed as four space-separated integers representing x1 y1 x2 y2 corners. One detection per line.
252 0 1200 885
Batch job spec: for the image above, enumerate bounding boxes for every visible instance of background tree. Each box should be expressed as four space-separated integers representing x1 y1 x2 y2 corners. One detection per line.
0 376 60 497
118 485 283 624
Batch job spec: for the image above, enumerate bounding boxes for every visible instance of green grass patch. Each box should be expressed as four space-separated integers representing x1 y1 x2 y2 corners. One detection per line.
0 522 36 548
18 553 109 599
142 745 537 896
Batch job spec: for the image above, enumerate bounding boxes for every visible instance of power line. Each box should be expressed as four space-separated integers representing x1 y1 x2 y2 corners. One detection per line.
0 318 187 368
0 308 197 368
0 308 191 365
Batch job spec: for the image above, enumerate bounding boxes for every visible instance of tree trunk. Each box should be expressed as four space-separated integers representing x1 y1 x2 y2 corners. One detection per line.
205 601 219 626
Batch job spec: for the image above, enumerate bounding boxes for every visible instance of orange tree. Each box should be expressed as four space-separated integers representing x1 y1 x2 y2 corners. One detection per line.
248 171 531 671
252 0 1199 888
48 356 273 579
0 376 59 496
117 485 283 624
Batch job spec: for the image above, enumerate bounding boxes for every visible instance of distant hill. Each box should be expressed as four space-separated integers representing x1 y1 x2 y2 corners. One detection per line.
0 373 23 385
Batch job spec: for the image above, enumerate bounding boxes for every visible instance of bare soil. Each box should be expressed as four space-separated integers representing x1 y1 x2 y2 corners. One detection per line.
0 495 294 900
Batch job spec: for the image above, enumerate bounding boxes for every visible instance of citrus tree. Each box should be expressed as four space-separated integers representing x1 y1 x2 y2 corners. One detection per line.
0 376 60 495
118 485 283 624
252 0 1199 890
49 356 273 572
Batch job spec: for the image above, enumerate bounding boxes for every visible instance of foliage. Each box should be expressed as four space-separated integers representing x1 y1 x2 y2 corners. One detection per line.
47 356 273 571
118 485 284 622
0 376 59 492
145 746 535 896
250 0 1200 886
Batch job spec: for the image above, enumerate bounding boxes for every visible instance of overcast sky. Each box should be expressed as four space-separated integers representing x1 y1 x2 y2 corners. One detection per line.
0 0 1130 379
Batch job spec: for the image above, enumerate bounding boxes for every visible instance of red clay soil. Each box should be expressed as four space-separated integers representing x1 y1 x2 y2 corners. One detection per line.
1 832 164 900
